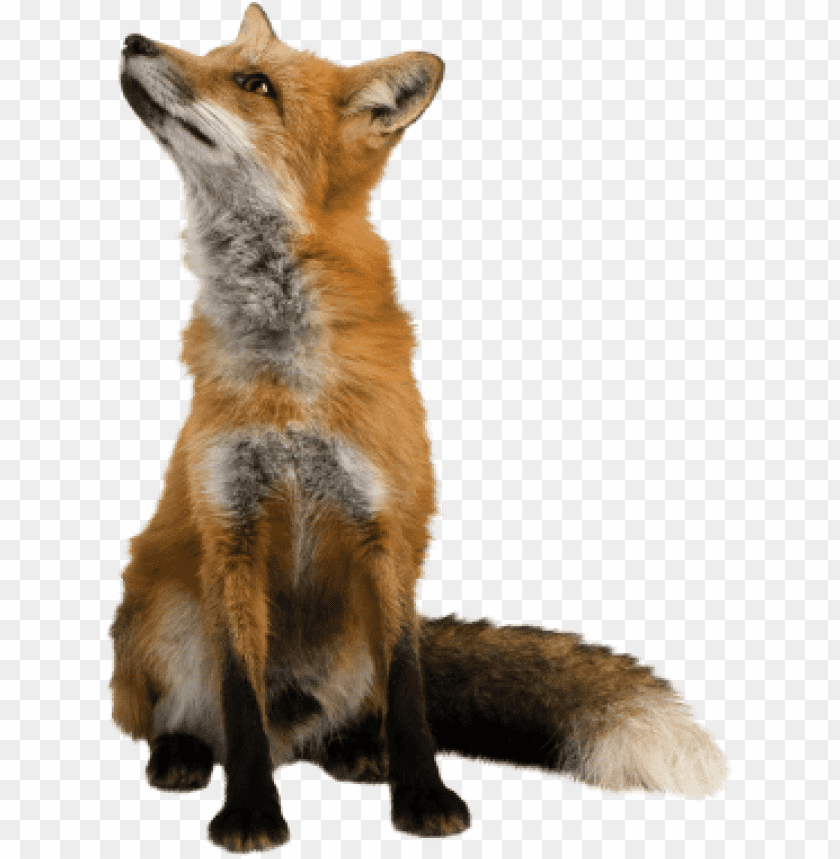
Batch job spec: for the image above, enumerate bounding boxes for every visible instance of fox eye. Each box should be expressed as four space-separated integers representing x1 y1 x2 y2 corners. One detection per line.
235 73 276 98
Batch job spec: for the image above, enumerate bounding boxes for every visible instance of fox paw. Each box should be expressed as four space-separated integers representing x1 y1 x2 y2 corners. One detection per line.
391 784 471 837
315 712 388 783
320 748 388 783
146 732 214 792
208 801 290 853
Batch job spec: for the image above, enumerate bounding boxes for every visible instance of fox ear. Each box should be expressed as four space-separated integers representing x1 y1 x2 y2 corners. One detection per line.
341 52 444 148
236 3 277 48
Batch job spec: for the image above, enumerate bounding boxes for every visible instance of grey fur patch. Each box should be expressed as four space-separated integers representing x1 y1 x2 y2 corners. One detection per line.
205 426 386 525
205 431 290 521
188 198 316 387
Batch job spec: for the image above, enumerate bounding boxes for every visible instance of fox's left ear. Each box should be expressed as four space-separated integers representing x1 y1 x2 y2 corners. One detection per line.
341 52 444 148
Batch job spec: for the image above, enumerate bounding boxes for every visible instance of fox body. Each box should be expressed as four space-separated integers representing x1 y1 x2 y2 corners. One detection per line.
111 4 727 851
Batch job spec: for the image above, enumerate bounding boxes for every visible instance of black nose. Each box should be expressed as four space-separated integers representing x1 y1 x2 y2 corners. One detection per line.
123 33 159 57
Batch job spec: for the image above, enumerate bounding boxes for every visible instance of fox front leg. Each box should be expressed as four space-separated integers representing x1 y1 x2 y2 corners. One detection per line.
386 629 471 837
208 640 290 851
192 434 291 851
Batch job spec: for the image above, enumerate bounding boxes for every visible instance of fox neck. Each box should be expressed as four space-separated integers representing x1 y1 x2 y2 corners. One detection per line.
180 176 403 398
181 175 322 391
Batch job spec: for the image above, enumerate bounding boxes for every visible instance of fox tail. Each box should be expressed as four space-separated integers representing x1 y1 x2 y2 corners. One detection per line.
418 614 727 799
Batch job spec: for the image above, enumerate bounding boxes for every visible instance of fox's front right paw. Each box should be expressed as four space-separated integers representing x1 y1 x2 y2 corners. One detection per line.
391 783 471 837
208 801 290 853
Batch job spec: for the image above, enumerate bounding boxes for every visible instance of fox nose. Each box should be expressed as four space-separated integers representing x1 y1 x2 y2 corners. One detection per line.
123 33 159 58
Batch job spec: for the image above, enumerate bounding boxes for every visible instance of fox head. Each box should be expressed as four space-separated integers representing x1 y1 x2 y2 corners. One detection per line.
119 3 444 225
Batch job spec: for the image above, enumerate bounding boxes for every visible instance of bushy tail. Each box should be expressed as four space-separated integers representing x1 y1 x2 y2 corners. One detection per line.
419 615 727 799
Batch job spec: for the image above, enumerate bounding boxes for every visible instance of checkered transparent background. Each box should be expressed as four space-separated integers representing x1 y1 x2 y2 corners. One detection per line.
1 0 837 856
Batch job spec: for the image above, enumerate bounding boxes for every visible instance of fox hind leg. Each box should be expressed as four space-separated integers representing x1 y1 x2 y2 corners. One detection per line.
109 592 158 743
313 709 389 784
110 585 224 793
147 732 214 792
143 589 223 792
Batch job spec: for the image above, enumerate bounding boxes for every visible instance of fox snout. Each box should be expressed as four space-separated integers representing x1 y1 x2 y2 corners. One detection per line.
120 38 221 154
123 34 159 59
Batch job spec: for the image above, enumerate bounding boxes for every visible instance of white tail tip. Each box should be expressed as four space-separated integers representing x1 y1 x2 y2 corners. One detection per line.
580 692 728 798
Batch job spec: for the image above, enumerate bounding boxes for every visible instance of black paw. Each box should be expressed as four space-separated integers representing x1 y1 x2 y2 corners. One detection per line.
146 732 214 792
317 736 388 784
322 751 388 783
391 783 471 837
322 755 388 784
208 800 290 853
313 711 389 783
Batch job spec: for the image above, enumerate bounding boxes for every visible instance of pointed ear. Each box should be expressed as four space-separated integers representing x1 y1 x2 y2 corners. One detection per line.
236 3 277 50
341 52 444 148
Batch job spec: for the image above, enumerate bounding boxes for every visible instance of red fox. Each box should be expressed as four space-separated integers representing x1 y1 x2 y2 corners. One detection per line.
112 3 727 851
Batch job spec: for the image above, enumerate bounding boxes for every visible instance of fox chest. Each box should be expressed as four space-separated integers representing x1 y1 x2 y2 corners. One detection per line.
203 425 386 531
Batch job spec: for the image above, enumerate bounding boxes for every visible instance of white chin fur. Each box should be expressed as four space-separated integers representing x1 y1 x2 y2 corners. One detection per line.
578 692 728 799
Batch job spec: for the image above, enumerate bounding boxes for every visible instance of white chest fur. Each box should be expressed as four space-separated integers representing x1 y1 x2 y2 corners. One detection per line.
203 425 387 526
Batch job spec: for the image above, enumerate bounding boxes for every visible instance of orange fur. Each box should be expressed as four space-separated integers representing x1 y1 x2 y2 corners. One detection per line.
112 4 443 763
111 11 726 841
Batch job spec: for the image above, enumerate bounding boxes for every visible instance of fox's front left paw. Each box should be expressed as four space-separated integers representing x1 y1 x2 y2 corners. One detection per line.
391 784 471 837
208 801 290 852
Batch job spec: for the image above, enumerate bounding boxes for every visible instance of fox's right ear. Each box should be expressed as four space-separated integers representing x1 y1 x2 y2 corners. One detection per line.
235 3 277 52
340 52 444 149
